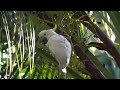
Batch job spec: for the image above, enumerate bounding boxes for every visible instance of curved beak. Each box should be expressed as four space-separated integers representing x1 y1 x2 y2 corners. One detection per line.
41 37 48 45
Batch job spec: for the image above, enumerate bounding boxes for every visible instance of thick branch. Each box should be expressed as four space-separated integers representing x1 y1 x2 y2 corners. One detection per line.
71 37 105 79
73 11 120 68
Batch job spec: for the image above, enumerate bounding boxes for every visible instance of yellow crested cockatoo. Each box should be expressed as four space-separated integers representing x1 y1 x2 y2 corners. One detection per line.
39 26 71 77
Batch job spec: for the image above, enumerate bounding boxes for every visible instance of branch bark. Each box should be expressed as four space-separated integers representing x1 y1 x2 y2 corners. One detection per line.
71 37 105 79
73 11 120 68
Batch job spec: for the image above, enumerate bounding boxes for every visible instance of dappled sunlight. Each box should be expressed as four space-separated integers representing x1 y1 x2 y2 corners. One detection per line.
1 11 35 79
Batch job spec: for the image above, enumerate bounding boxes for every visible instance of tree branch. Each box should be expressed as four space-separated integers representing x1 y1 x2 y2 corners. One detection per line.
71 37 105 79
73 11 120 68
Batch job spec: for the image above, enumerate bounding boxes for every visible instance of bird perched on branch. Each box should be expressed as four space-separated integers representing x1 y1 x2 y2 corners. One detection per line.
39 25 71 78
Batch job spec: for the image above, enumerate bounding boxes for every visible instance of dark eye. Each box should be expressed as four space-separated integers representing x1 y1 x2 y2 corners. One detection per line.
44 33 46 35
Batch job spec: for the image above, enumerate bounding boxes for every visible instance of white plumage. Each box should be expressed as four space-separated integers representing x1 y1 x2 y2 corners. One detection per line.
39 29 71 76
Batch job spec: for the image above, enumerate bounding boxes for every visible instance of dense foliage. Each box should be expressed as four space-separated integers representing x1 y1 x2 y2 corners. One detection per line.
0 11 120 79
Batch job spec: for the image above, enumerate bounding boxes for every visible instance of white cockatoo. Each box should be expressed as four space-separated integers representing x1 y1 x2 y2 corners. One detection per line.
39 27 71 77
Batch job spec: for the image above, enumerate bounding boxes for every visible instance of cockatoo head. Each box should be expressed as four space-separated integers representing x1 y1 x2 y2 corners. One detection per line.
39 29 56 44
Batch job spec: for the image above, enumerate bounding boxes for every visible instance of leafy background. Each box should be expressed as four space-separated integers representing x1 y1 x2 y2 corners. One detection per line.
0 11 120 79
